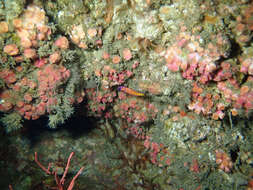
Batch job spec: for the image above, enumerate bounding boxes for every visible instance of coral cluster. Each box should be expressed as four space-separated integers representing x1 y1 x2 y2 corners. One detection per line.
215 150 233 173
0 5 81 130
162 29 253 119
114 96 158 124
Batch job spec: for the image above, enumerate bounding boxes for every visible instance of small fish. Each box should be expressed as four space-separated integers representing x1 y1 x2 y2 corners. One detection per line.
118 86 144 96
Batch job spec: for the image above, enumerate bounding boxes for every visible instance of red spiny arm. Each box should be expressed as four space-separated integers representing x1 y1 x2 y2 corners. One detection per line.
67 167 84 190
34 152 52 175
60 152 75 185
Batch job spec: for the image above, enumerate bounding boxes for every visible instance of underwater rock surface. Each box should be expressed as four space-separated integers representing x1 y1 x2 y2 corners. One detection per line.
1 0 253 189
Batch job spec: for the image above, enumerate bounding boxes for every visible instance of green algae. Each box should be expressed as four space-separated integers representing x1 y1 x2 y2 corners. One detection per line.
2 0 26 21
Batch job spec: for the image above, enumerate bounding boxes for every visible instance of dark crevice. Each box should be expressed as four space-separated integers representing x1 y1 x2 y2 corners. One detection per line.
230 147 239 163
226 39 242 60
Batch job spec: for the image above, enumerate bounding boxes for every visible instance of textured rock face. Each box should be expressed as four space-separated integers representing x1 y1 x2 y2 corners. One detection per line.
1 0 253 189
